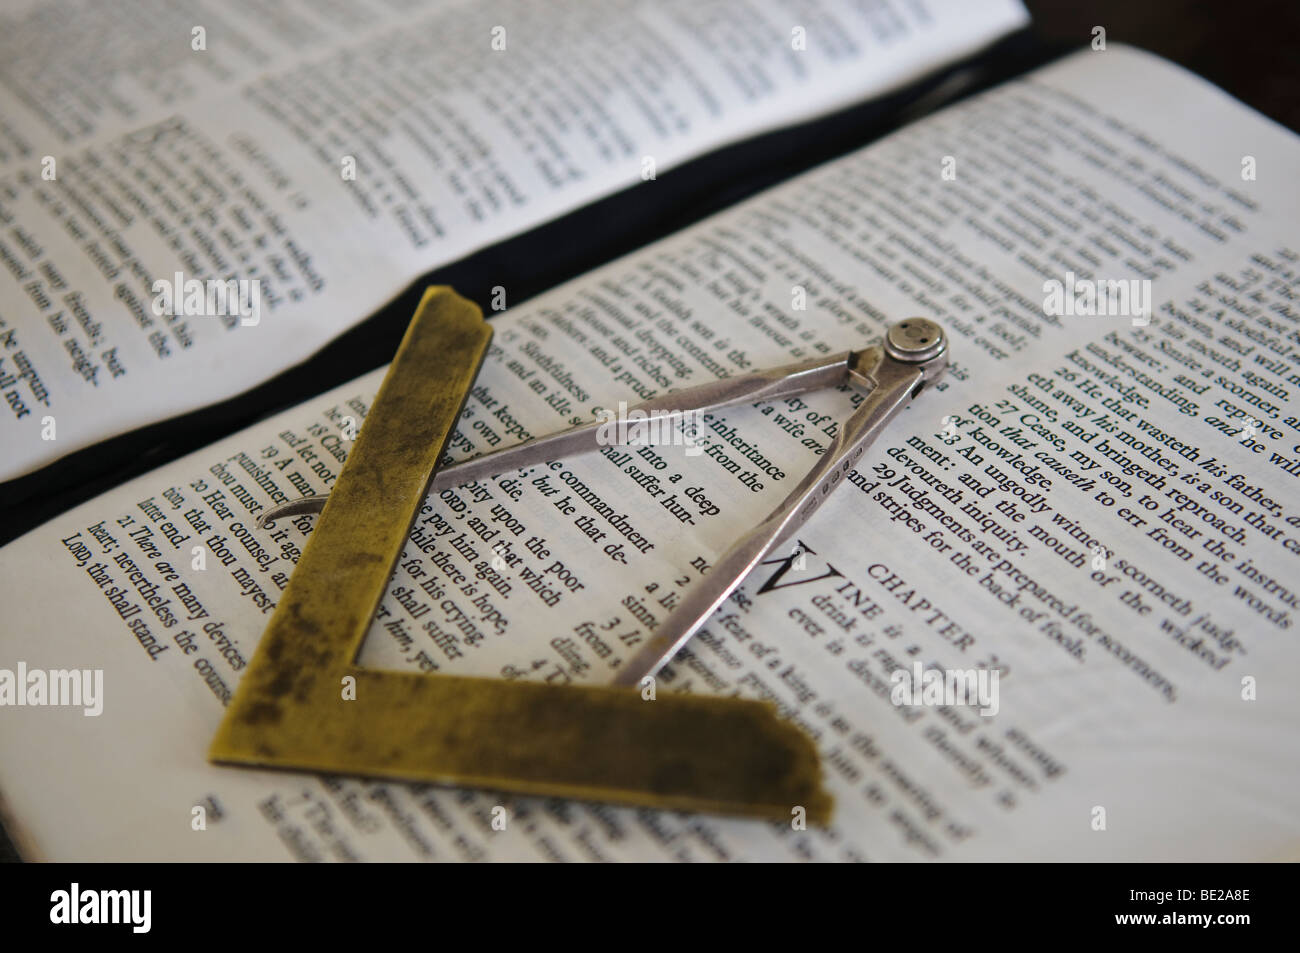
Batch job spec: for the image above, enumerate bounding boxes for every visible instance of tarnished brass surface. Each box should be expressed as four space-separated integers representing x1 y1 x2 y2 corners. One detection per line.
210 286 831 823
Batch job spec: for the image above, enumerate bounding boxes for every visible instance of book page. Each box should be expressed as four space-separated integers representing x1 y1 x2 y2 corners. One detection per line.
2 45 1298 861
0 0 1028 481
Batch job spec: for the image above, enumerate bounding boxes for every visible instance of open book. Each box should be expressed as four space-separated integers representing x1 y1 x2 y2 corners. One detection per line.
0 0 1026 482
4 34 1300 859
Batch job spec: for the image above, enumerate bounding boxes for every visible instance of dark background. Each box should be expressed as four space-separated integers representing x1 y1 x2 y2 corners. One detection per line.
2 0 1297 861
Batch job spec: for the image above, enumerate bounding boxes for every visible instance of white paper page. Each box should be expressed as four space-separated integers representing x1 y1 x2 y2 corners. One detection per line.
0 0 1028 481
2 45 1297 862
